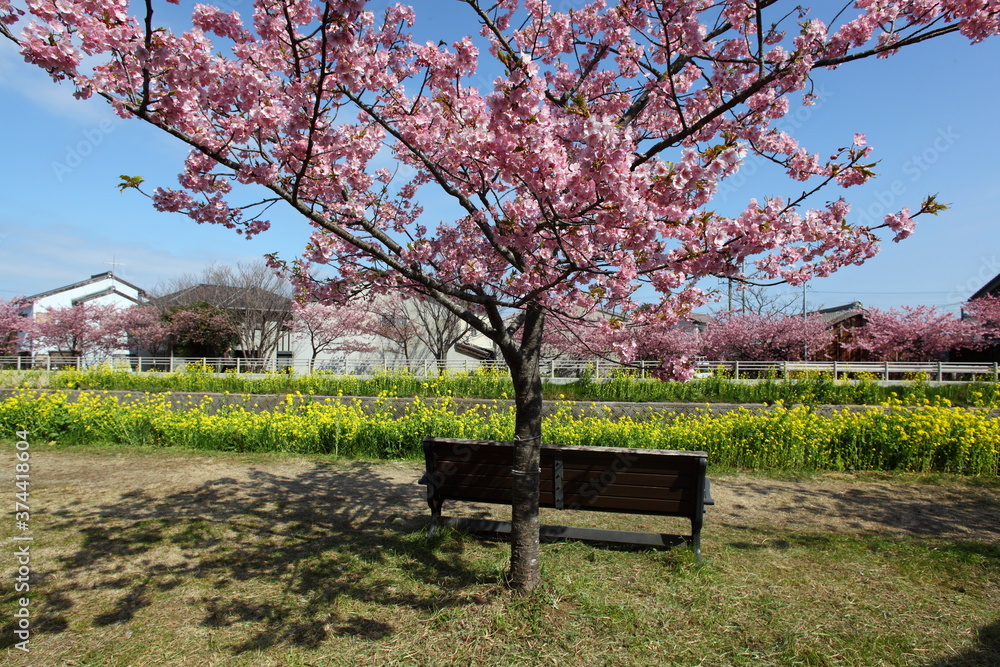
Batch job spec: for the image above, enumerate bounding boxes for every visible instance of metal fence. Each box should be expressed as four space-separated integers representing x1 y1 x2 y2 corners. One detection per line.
695 360 1000 381
1 355 998 382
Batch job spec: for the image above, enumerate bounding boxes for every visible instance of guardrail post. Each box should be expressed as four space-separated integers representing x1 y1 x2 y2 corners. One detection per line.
833 360 838 380
937 361 943 382
734 360 739 380
883 361 889 381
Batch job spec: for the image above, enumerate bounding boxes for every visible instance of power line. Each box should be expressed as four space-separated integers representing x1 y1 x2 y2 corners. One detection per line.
810 289 961 295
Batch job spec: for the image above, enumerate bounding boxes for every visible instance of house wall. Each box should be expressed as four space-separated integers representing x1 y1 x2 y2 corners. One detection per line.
27 274 145 359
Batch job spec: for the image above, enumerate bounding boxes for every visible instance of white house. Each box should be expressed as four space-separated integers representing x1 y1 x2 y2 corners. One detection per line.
24 271 147 360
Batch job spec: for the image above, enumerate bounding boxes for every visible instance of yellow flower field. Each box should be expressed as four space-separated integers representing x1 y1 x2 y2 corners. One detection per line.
0 390 996 475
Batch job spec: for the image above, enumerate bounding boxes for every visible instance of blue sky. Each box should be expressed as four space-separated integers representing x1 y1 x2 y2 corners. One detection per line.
1 1 998 314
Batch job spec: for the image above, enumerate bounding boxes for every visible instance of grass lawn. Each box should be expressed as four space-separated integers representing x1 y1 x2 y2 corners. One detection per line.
1 442 998 666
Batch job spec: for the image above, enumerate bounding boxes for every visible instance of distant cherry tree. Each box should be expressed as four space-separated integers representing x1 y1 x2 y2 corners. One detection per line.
114 306 174 357
5 0 999 590
167 305 238 357
848 305 985 361
288 301 378 368
29 303 123 359
0 298 30 356
963 295 1000 332
701 311 833 361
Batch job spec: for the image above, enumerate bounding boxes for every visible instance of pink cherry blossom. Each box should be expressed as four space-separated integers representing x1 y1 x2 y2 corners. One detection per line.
5 0 1000 592
848 305 986 361
0 297 30 355
288 300 378 366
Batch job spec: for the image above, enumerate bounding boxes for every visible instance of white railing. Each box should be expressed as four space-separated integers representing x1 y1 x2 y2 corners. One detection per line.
1 355 998 382
695 360 1000 381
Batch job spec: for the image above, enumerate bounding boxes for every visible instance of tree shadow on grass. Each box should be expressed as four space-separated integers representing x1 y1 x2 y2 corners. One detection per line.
715 477 1000 546
0 460 496 654
927 618 1000 666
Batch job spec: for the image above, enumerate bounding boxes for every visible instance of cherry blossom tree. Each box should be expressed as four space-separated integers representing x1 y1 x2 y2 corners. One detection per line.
5 0 999 590
0 298 30 356
963 294 1000 332
541 309 703 379
541 312 619 361
701 310 833 361
288 301 378 368
114 305 174 357
29 303 124 359
848 305 985 361
167 304 238 357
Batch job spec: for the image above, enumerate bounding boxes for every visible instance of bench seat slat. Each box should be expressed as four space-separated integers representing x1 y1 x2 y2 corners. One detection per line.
560 470 699 488
561 482 698 502
438 476 555 492
563 494 694 513
433 466 696 490
559 459 702 476
438 483 694 505
438 486 557 506
437 488 692 515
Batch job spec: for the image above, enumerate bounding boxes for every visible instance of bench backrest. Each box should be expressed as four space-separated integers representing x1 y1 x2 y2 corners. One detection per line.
423 437 708 519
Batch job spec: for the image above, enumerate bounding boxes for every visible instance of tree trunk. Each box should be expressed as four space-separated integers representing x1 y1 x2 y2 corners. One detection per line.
503 304 545 593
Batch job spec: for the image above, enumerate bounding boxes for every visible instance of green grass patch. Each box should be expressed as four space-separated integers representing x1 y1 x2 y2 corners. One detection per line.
1 445 997 666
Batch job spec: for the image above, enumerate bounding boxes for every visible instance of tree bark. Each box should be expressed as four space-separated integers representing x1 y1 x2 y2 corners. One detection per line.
503 304 545 593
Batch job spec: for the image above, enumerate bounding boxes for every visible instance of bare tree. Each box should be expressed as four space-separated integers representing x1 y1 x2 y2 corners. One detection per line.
370 293 421 361
370 292 474 364
408 295 472 365
153 261 294 360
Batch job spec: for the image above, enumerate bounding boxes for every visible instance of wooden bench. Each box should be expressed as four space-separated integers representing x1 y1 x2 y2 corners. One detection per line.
420 437 714 560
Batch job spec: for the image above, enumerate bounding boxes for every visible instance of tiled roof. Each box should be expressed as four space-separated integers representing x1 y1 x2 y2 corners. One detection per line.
26 271 146 302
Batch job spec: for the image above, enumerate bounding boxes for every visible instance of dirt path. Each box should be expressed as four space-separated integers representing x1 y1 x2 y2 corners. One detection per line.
26 447 1000 544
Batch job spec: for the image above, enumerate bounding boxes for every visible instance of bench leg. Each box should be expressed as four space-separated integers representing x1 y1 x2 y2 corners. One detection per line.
691 511 705 563
427 498 443 538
